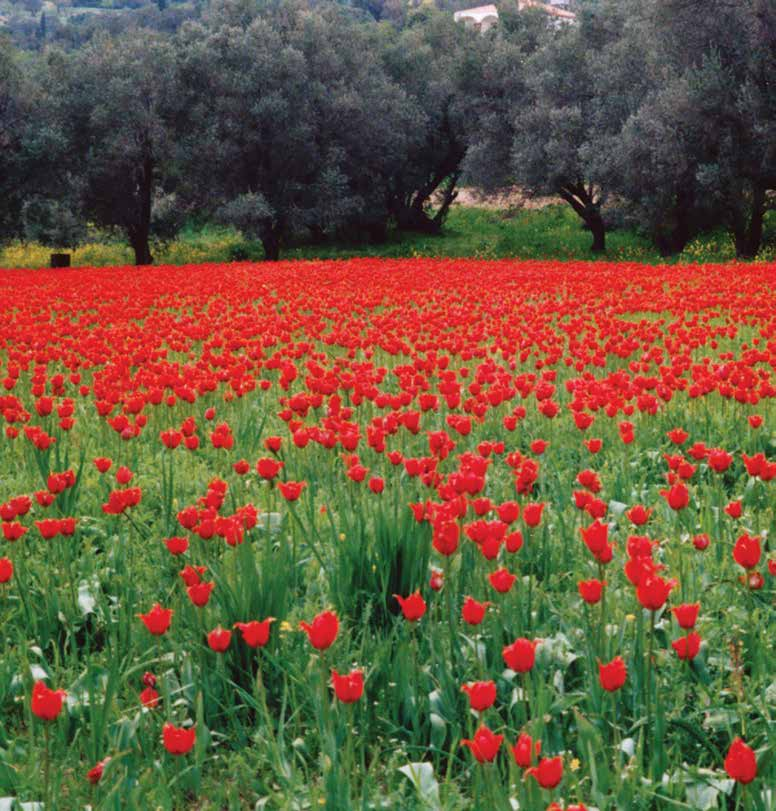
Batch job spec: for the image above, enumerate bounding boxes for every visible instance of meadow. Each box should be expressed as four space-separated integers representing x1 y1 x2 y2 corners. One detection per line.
2 206 774 269
0 257 775 810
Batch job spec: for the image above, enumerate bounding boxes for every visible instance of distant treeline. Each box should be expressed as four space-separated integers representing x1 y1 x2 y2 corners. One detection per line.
0 0 773 264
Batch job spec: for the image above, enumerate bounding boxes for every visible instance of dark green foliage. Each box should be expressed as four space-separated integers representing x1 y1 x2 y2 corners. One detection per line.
33 33 185 265
2 0 774 264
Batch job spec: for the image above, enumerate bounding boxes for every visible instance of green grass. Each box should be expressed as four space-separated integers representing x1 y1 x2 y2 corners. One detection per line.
2 206 774 269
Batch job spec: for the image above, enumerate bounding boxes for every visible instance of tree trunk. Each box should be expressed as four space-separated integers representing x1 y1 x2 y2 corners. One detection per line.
394 139 465 234
129 152 154 266
654 186 696 257
733 185 766 260
129 228 154 267
431 172 460 230
558 183 607 253
261 229 281 261
395 201 442 234
588 210 606 253
308 224 328 246
366 221 388 244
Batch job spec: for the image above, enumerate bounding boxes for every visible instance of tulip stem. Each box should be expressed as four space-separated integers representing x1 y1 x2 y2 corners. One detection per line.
344 703 355 794
409 625 422 743
319 654 331 733
611 691 620 769
486 766 501 810
43 722 51 807
522 671 530 724
526 534 533 632
599 563 606 659
646 610 655 758
255 657 274 740
443 555 455 666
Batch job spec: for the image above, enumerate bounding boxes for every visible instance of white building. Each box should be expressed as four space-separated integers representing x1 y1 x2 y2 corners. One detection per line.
453 4 499 32
454 1 575 32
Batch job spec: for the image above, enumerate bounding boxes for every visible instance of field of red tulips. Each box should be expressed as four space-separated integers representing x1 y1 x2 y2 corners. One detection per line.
1 257 776 810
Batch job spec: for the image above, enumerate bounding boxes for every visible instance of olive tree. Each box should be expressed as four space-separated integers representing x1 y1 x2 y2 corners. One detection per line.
176 1 418 258
41 31 183 265
0 39 26 244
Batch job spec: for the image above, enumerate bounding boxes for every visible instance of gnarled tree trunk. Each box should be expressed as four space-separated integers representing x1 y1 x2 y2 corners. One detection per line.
558 181 606 253
129 152 154 266
733 184 767 260
261 227 281 261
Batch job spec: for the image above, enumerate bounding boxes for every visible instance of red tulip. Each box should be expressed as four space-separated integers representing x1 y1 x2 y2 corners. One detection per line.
207 626 232 652
725 500 742 519
331 668 364 703
523 502 545 528
300 610 339 650
502 637 539 673
256 457 283 480
460 724 503 762
666 427 688 444
138 603 173 635
234 618 275 648
461 596 490 625
264 436 282 452
744 571 765 590
626 504 652 526
661 482 689 510
179 564 206 587
505 530 524 553
116 466 133 485
187 581 214 607
527 755 563 788
86 757 110 784
432 521 459 556
31 681 66 721
511 732 541 767
724 737 757 784
708 448 733 473
0 557 13 583
140 686 160 708
672 603 699 629
394 591 427 622
93 457 112 473
461 680 497 712
693 533 710 551
497 501 520 524
164 536 189 555
233 459 250 475
580 520 608 556
162 723 196 755
2 522 27 542
278 481 306 501
733 534 761 570
577 579 605 604
598 656 627 691
488 567 517 594
671 632 701 660
636 574 675 611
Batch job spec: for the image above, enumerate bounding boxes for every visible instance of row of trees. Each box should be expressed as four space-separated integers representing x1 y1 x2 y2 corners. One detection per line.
1 0 774 263
466 0 776 257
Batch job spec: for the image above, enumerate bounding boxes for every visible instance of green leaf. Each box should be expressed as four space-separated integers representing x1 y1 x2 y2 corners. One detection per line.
398 762 441 810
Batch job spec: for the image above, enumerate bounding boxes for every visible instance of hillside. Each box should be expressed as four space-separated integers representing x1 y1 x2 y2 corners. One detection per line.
0 0 197 48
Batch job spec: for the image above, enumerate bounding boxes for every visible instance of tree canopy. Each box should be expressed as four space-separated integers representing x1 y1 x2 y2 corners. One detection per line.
2 0 774 262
